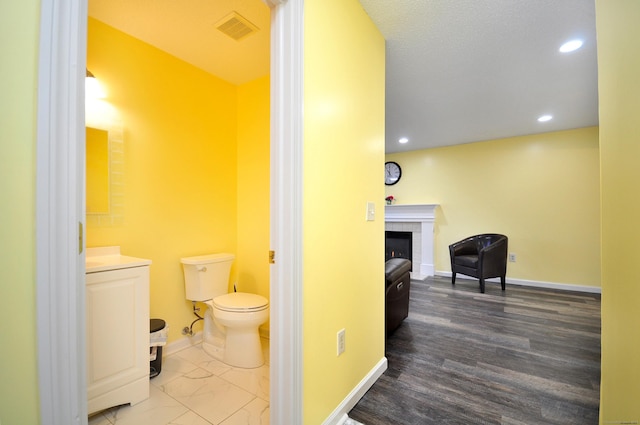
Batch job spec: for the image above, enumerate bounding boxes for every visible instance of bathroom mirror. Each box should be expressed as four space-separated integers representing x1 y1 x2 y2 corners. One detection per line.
86 127 110 214
85 96 124 226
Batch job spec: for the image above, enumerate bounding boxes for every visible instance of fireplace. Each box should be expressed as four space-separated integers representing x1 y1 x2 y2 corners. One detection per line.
384 204 439 278
385 231 413 264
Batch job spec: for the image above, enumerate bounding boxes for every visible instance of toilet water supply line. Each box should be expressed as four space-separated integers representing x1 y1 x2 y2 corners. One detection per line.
182 302 203 336
181 282 238 336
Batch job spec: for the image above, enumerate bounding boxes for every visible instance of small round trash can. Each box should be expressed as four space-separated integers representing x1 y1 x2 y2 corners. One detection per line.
150 318 167 379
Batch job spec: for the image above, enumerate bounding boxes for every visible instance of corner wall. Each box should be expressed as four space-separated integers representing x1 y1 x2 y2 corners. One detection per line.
596 0 640 421
0 0 41 423
237 75 271 330
303 0 386 422
386 127 601 289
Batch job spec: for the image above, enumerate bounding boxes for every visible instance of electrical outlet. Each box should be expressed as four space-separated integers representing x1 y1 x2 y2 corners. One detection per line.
509 253 517 262
337 328 346 356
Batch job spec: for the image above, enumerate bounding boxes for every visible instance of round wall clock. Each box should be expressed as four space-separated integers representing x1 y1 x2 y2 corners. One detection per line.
385 161 402 185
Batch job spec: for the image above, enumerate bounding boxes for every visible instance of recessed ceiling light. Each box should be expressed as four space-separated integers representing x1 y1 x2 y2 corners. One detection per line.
538 115 553 122
559 39 583 53
399 137 409 144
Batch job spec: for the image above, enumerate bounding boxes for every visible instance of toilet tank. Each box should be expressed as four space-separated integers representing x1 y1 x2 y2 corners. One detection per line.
180 253 235 301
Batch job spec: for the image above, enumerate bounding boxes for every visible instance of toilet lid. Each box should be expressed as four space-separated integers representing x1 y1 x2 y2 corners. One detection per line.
213 292 269 312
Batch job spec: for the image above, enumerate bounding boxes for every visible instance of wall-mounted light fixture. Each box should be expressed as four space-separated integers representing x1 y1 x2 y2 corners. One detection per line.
85 69 106 99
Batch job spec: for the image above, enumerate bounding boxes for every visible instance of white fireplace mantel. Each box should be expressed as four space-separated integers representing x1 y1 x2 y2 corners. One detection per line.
385 204 438 222
385 204 439 278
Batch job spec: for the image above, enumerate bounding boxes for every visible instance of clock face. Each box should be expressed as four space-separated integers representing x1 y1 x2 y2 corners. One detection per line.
385 161 402 185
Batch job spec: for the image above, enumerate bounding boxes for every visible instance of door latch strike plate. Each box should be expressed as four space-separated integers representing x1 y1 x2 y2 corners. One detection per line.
79 222 84 254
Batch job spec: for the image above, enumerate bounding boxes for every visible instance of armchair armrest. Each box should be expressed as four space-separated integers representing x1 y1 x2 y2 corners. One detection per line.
478 237 507 257
478 237 508 277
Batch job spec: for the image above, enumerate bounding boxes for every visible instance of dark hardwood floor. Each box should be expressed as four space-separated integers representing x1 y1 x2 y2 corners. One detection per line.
349 276 601 425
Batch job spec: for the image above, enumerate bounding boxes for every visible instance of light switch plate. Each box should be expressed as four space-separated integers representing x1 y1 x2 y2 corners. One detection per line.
366 202 375 221
337 328 346 356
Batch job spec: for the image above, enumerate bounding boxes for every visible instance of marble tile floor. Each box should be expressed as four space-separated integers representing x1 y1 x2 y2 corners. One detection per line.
89 338 270 425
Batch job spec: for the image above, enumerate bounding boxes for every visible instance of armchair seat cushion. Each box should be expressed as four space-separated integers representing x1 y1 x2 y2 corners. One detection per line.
453 255 478 268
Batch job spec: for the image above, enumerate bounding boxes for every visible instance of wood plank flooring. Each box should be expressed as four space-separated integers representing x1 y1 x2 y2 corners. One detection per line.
349 276 601 425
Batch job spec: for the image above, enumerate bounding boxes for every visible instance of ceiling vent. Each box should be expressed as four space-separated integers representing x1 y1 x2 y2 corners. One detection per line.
216 12 259 41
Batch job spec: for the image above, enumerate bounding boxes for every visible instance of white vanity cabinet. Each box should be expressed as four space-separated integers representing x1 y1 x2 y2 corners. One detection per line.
85 247 151 415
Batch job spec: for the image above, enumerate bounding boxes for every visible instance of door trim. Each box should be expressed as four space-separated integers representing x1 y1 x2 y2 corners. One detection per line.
268 0 304 423
35 0 303 424
36 0 88 423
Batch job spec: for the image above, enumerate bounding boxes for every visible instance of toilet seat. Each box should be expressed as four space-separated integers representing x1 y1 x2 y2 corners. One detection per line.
213 292 269 312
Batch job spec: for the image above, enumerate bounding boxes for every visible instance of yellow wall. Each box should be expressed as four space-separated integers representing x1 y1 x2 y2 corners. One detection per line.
9 2 629 424
86 18 270 342
0 0 41 423
303 0 386 422
386 127 601 288
596 1 640 421
237 75 271 327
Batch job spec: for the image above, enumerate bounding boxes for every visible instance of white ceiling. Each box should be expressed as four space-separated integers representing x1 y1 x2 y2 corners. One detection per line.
88 0 599 154
359 0 599 153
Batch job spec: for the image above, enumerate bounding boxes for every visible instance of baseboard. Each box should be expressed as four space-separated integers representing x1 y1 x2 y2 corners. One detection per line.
435 271 601 294
322 357 388 425
163 331 203 357
163 327 270 357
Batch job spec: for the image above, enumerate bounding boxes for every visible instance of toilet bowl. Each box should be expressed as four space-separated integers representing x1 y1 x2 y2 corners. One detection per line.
208 293 269 368
181 254 269 368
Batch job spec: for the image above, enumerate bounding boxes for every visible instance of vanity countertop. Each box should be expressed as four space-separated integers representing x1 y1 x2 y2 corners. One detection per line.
86 246 152 273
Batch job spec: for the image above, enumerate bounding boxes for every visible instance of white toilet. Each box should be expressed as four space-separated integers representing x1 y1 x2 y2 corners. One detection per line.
181 253 269 368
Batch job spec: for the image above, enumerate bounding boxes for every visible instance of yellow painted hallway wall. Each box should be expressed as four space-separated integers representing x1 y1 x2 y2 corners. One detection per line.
386 127 601 289
0 0 41 423
596 0 640 421
303 0 386 422
86 18 239 344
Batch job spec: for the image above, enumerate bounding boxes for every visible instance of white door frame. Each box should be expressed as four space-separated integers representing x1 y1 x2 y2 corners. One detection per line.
36 0 88 423
268 0 304 423
35 0 303 424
